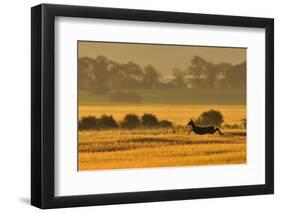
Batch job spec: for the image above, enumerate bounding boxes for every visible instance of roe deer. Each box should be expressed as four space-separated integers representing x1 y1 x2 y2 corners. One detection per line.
187 119 223 135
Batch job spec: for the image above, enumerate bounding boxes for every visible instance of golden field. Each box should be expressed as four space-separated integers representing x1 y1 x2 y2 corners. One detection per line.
78 105 246 171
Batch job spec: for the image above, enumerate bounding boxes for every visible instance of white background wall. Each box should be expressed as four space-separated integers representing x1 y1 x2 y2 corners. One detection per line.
0 0 279 212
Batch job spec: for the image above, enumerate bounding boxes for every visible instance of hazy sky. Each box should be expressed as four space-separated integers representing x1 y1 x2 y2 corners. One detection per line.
78 41 246 75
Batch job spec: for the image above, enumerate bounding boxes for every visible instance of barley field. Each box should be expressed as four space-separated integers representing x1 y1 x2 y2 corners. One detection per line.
78 105 246 171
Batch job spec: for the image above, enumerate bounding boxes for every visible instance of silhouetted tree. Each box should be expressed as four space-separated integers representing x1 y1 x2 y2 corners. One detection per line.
119 62 144 89
89 55 110 94
143 65 160 88
79 116 98 130
141 113 158 127
215 62 232 89
205 62 218 89
107 60 123 89
221 61 246 90
158 120 173 128
121 114 141 129
78 57 95 90
188 56 207 89
97 115 118 129
196 110 224 127
79 54 246 93
172 68 187 89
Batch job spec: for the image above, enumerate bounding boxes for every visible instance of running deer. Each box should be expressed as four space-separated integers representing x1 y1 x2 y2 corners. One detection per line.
187 119 223 135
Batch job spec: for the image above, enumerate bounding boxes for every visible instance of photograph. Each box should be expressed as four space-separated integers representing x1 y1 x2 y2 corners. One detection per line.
77 41 247 171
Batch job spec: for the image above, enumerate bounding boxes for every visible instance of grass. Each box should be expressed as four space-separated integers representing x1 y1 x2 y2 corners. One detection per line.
78 128 246 170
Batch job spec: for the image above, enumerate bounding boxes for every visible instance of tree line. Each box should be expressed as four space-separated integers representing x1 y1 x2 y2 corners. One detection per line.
79 55 246 94
79 110 246 131
79 114 173 130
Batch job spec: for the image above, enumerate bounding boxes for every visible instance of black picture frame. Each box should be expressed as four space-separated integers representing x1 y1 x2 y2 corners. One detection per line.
31 3 274 209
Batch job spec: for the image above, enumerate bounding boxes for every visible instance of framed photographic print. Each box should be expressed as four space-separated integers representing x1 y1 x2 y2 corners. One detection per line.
31 3 274 209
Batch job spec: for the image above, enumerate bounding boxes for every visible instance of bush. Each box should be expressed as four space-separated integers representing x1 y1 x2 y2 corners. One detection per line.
109 91 142 103
223 123 239 129
158 120 173 128
79 116 98 130
79 115 119 130
196 110 224 127
98 115 119 129
79 114 175 130
121 114 140 129
141 114 158 127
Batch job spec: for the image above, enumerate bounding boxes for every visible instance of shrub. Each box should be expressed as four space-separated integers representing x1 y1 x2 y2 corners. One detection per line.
79 116 98 130
223 123 239 129
141 114 158 127
121 114 140 129
196 110 224 127
97 115 119 129
158 120 173 128
79 114 175 130
109 91 142 103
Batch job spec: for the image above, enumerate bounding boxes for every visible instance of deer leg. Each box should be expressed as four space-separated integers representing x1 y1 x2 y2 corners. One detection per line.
215 128 223 135
188 129 193 135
